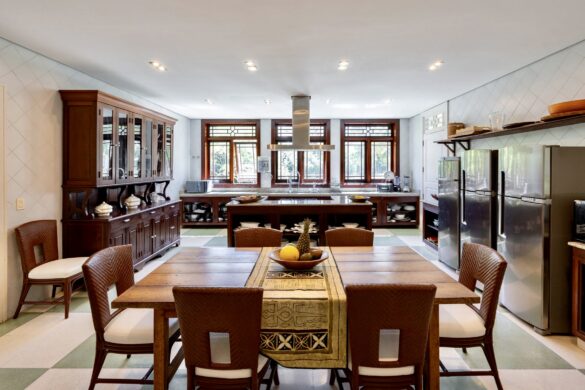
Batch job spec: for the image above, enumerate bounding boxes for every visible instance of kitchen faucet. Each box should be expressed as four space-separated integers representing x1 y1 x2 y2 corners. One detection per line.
287 171 302 193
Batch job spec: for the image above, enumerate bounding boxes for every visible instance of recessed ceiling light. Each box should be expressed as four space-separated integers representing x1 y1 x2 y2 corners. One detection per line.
338 60 349 71
148 60 167 72
429 60 444 71
264 99 271 105
326 99 331 105
244 60 258 72
204 98 214 105
384 99 391 104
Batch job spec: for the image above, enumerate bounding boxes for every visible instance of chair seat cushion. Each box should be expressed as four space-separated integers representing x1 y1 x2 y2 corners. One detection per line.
439 304 486 339
348 358 415 377
195 354 268 379
104 308 179 345
28 257 87 280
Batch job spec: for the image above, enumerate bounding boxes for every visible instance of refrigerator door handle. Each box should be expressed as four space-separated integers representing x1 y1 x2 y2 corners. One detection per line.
499 171 505 236
461 170 466 224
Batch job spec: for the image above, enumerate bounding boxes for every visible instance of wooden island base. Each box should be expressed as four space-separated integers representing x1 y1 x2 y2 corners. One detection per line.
226 197 373 246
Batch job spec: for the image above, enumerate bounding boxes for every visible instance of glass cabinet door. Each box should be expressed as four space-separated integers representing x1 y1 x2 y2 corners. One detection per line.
99 105 115 183
133 116 143 180
164 124 173 178
116 110 130 182
144 118 153 178
154 122 164 178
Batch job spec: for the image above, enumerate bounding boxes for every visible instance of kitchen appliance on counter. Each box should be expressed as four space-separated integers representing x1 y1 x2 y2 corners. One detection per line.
498 145 585 334
185 180 213 193
460 149 498 250
438 157 461 270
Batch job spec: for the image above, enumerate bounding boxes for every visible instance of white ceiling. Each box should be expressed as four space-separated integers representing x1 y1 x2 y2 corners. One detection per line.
1 0 585 119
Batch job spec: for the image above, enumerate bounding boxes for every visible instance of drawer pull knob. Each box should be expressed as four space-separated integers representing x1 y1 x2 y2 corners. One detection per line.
123 218 131 223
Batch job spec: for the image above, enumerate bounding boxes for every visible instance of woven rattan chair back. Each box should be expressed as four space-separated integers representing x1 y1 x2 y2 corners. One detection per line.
234 227 282 247
15 220 59 275
459 243 507 332
173 287 264 379
82 245 135 336
325 227 374 246
345 284 436 388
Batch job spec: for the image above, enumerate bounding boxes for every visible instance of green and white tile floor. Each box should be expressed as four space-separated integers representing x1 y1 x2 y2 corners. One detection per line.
1 228 585 389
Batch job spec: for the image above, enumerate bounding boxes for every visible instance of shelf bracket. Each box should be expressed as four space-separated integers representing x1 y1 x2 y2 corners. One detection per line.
456 140 470 151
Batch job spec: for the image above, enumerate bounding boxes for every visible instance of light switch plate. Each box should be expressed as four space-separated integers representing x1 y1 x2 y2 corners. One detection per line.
16 197 25 210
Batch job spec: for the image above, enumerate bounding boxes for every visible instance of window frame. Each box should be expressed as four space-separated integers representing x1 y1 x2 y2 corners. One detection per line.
340 119 400 186
201 119 261 187
270 119 331 187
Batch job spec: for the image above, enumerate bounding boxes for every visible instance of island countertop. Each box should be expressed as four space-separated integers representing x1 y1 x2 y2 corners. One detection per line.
226 196 372 207
181 190 419 198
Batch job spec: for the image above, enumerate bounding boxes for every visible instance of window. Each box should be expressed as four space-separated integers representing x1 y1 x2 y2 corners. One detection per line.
271 121 330 185
341 120 399 185
202 120 260 185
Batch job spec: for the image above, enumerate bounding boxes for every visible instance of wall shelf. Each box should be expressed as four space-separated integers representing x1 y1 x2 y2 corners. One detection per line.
435 114 585 154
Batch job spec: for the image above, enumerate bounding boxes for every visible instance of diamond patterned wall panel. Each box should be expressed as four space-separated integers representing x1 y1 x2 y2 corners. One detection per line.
449 40 585 150
0 37 190 318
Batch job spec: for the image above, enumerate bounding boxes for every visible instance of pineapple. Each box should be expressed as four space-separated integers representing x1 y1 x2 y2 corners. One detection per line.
296 218 312 255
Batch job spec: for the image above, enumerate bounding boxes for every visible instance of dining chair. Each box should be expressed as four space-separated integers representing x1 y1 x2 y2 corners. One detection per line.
439 242 507 390
234 227 283 247
13 219 87 319
331 284 437 390
173 286 278 390
82 245 182 390
325 227 374 246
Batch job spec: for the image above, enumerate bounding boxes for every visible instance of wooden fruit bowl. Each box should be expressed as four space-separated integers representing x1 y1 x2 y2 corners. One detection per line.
269 249 328 270
548 99 585 115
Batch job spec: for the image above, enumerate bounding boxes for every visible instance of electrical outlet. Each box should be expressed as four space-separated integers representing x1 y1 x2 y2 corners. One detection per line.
16 197 25 210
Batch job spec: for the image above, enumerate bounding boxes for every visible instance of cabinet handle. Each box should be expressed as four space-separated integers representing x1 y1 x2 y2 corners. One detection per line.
151 235 157 239
97 171 101 178
170 226 176 230
123 218 131 223
150 211 156 214
170 205 175 209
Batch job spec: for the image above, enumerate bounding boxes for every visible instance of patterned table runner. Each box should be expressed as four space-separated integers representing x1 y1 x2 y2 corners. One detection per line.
246 247 347 368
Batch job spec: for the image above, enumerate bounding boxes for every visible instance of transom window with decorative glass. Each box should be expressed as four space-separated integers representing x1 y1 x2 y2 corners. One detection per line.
341 120 399 185
271 121 331 185
202 120 260 186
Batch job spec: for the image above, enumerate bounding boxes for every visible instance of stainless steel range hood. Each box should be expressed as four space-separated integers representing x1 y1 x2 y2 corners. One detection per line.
267 96 334 151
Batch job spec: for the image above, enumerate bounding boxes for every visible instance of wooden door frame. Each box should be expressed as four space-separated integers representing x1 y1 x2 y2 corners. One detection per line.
0 85 7 322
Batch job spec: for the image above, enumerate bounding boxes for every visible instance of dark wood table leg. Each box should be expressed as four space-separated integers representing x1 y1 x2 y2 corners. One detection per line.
154 308 170 390
424 303 440 390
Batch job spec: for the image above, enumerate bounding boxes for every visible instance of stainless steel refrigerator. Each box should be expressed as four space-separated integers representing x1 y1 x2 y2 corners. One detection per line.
460 149 498 250
438 157 461 270
498 145 585 334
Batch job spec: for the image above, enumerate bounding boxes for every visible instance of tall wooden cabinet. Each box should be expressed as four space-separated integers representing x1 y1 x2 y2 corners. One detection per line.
60 90 180 269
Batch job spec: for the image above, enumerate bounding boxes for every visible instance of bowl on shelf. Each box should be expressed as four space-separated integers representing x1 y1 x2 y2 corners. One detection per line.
269 248 329 270
394 213 406 220
403 205 415 211
548 99 585 115
233 195 265 204
240 221 260 228
349 195 370 203
342 222 359 228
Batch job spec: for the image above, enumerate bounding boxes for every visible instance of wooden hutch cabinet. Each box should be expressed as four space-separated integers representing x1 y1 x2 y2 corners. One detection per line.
60 90 180 269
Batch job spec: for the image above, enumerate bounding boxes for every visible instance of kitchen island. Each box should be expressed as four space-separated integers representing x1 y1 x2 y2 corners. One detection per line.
226 196 372 246
181 191 419 228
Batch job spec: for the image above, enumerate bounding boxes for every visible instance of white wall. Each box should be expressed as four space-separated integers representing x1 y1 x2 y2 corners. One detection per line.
0 37 190 321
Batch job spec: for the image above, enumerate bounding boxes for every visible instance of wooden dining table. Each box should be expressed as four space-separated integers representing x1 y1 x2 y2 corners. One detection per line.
112 246 479 390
